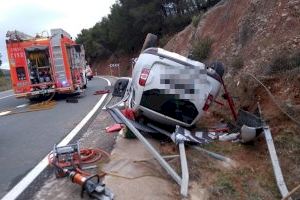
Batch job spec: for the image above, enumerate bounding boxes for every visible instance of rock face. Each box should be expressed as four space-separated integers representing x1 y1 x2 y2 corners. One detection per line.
164 0 300 76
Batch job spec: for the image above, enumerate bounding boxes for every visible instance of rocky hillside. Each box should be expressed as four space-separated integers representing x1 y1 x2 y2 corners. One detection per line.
164 0 300 199
165 0 300 123
165 0 300 73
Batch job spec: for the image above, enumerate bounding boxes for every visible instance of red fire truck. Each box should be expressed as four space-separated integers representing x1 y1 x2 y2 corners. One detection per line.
6 29 87 100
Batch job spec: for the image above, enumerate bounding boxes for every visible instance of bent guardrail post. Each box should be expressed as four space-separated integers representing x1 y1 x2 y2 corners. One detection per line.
264 127 291 200
179 142 189 196
111 108 187 196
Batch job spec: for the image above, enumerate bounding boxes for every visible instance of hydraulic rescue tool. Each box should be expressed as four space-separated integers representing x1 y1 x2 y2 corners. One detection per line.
48 142 114 200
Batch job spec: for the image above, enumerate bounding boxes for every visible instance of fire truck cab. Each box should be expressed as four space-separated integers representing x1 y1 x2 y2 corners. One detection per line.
6 29 87 99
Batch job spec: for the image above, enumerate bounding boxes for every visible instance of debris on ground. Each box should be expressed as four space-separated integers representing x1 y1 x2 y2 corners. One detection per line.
94 90 110 95
66 98 79 103
105 124 123 133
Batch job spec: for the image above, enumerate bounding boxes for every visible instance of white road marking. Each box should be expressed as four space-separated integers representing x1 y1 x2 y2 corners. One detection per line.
1 77 111 200
16 104 28 108
0 111 11 116
0 94 14 100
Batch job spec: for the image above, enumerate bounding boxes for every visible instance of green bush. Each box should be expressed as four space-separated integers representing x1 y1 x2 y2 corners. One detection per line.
190 37 213 61
192 14 201 27
159 34 172 47
0 69 4 77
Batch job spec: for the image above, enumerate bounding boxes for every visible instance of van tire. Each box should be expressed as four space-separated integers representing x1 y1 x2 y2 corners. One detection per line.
210 61 225 78
141 33 158 53
112 78 129 97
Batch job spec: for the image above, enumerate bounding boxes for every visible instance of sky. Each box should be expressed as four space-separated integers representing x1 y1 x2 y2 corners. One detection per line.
0 0 115 69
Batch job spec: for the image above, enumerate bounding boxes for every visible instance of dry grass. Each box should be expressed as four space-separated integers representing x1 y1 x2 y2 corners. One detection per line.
0 76 11 91
186 140 282 199
267 50 300 74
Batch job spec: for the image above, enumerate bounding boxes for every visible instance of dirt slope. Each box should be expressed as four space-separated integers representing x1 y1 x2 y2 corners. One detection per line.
165 0 300 199
165 0 300 73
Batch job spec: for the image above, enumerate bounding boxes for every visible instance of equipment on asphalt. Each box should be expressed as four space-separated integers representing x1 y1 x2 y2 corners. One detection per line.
94 90 110 95
66 97 79 103
6 29 88 100
52 142 81 177
48 143 113 199
65 169 114 200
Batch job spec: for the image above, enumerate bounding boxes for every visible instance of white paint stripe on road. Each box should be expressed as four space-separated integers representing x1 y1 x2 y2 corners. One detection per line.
16 104 28 109
0 94 14 100
1 77 111 200
0 111 11 116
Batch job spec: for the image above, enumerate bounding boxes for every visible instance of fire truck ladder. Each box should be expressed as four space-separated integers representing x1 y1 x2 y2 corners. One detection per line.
6 30 34 41
50 32 67 85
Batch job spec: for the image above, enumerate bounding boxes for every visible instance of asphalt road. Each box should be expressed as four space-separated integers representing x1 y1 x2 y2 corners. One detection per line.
0 78 108 198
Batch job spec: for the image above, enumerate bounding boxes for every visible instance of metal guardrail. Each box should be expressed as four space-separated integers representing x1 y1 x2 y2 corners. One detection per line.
264 127 291 200
111 108 189 197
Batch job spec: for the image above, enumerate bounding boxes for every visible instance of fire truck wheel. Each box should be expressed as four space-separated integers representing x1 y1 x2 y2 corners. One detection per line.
28 97 38 102
28 95 44 102
140 33 158 53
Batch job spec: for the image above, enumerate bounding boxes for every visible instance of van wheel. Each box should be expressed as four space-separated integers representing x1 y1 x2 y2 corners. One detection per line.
112 78 129 97
141 33 158 53
210 61 225 78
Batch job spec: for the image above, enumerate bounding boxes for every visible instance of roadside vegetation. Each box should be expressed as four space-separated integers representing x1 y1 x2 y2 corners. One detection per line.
192 13 203 27
0 53 11 91
190 37 213 61
268 50 300 74
0 75 11 91
76 0 222 63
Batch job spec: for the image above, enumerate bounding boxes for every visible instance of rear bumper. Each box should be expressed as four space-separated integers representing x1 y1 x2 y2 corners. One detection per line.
56 87 74 93
56 86 84 94
15 88 56 98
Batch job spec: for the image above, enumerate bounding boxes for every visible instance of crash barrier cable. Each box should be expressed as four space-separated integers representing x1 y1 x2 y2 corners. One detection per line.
247 73 300 127
48 148 110 176
282 184 300 200
100 170 167 180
